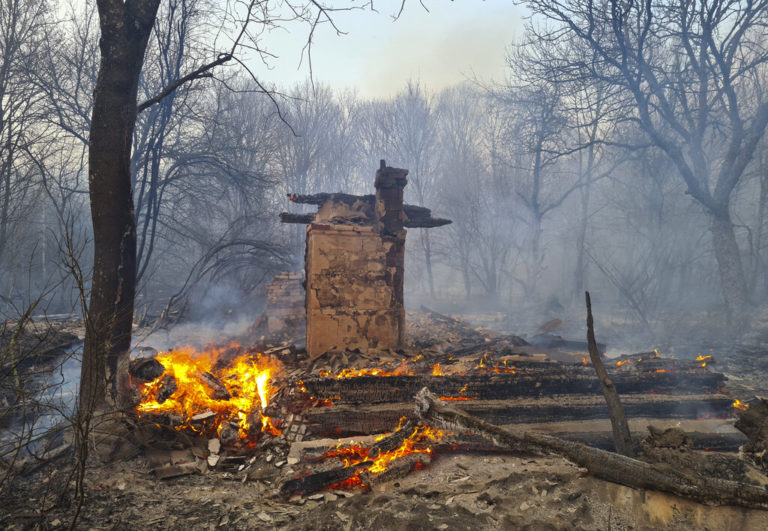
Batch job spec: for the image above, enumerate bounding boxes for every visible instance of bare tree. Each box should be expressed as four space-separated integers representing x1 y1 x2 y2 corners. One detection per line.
523 0 768 321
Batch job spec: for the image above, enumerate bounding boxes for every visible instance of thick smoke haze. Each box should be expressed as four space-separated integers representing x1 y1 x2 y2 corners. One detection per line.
2 0 768 353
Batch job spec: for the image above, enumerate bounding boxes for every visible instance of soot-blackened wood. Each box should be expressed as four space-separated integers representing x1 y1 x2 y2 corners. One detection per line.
280 462 372 497
359 453 431 487
368 420 415 458
586 291 634 457
302 370 725 405
303 396 735 438
415 388 768 510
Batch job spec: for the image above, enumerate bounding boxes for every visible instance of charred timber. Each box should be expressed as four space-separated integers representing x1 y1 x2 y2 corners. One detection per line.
415 388 768 510
301 370 726 405
303 396 736 438
280 461 373 497
283 193 450 228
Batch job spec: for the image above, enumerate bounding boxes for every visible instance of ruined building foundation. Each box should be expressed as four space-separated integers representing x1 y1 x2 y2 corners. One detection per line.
281 161 450 359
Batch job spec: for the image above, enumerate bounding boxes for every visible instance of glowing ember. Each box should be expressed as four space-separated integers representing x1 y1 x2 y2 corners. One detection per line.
135 343 282 440
319 356 422 378
616 359 631 367
324 422 444 478
733 399 748 412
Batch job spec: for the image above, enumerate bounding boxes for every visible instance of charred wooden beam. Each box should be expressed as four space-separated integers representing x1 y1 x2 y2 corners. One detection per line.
302 369 726 405
303 395 736 439
280 461 372 497
283 194 450 227
280 212 315 224
288 192 371 206
415 388 768 511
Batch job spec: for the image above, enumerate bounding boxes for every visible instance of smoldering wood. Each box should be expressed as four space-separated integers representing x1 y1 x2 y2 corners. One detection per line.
415 388 768 510
283 193 450 228
735 398 768 446
302 395 735 439
301 369 725 405
359 453 432 487
367 420 415 459
585 291 635 457
197 370 231 400
279 461 373 497
156 374 177 404
280 212 315 224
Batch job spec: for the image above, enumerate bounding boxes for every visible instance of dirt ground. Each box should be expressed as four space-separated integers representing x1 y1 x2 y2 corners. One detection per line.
5 446 768 530
5 313 768 529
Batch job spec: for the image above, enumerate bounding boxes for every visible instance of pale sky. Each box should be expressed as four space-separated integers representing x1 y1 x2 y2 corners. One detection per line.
254 0 527 98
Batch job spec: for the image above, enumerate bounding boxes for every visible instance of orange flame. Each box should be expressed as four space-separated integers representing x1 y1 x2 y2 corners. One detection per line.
432 363 444 376
324 423 444 477
616 359 631 367
733 399 748 412
135 343 282 439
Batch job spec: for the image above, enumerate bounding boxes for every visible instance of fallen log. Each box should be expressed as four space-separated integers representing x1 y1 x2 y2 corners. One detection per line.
303 395 736 439
414 387 768 510
280 461 372 497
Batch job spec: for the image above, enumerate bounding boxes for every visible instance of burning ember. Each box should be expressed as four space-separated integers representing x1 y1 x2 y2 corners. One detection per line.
135 343 282 440
733 399 748 412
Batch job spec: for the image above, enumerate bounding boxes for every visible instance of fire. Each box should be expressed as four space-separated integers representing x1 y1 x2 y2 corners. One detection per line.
324 422 444 478
696 354 712 367
733 399 748 412
319 355 422 379
368 425 443 474
432 363 444 376
616 359 631 367
135 343 282 440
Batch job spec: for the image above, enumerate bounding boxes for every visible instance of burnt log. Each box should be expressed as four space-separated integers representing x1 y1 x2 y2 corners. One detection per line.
279 212 315 224
415 388 768 510
156 375 177 404
301 369 726 405
735 398 768 472
303 395 736 439
280 461 373 497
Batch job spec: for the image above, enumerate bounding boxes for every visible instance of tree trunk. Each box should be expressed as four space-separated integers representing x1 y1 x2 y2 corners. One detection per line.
420 228 435 298
574 182 590 297
709 209 749 326
81 0 160 412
